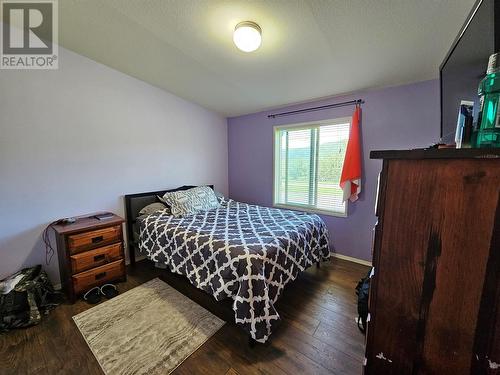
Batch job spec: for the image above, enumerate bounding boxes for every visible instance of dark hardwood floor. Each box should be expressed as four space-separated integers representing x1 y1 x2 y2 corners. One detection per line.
0 258 369 375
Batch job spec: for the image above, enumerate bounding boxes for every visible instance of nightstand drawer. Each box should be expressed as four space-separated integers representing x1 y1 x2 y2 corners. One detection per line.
70 243 123 274
72 260 125 294
68 225 121 254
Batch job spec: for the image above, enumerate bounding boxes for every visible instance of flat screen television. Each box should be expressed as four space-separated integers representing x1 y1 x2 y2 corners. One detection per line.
440 0 500 144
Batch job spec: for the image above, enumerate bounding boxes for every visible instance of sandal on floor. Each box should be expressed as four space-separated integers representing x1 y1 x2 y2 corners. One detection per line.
83 286 101 304
100 284 119 299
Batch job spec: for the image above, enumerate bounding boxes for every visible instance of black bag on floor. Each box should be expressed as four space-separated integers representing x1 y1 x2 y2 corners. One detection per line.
355 268 372 333
0 265 61 332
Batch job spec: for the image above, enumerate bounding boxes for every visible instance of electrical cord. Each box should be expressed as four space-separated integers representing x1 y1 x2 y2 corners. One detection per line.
43 220 60 265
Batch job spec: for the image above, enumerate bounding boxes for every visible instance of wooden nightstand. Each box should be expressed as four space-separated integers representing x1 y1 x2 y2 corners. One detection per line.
52 212 126 303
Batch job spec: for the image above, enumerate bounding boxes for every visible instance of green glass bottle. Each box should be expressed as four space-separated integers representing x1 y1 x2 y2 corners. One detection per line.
477 53 500 148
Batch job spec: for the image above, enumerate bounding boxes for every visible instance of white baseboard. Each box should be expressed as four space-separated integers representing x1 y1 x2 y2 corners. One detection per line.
332 253 372 267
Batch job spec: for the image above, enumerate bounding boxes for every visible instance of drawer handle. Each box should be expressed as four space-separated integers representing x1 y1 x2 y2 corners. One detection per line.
92 236 104 244
95 272 107 280
94 254 106 262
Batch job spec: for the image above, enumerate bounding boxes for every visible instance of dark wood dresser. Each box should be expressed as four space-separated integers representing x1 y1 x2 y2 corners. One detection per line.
365 148 500 375
52 213 126 303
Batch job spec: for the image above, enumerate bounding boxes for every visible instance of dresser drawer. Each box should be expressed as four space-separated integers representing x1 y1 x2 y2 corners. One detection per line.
72 260 125 294
68 225 121 254
70 243 123 274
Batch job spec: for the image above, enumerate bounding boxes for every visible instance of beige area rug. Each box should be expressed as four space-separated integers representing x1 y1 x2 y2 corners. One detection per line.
73 278 225 375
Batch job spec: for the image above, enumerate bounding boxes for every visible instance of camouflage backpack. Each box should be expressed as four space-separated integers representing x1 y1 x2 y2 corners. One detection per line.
0 265 61 332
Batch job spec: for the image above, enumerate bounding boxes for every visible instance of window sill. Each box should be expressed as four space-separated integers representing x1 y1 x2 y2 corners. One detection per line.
273 203 347 218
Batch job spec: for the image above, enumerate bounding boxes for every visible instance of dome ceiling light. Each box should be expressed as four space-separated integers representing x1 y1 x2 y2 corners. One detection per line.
233 21 262 52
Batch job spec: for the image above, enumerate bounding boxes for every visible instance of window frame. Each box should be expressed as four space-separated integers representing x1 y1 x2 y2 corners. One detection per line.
272 117 351 218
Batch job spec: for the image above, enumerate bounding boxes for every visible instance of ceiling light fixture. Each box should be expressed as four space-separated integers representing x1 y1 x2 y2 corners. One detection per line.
233 21 262 52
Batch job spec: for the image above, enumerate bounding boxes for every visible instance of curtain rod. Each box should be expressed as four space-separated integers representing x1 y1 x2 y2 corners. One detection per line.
267 99 364 119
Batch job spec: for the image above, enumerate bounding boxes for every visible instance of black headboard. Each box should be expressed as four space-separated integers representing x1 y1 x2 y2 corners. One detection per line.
124 185 213 265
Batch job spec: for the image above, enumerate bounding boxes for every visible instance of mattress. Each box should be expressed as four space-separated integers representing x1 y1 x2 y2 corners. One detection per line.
138 199 330 342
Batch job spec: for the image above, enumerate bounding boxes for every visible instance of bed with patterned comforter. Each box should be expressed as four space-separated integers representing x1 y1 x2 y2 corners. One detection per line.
138 198 330 343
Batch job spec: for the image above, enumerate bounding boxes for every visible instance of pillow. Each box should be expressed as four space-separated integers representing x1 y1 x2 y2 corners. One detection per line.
138 202 169 216
161 186 219 217
214 190 226 203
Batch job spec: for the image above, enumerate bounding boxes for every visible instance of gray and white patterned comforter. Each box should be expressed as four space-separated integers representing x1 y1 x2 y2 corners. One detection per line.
138 199 330 343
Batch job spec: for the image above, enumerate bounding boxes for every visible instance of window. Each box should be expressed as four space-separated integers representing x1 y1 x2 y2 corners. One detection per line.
273 117 351 217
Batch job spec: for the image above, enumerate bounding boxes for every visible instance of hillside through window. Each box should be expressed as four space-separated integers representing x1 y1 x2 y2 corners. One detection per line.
273 118 350 216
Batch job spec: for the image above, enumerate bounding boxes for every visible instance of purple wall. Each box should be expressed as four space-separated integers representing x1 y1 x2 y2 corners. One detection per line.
227 80 440 261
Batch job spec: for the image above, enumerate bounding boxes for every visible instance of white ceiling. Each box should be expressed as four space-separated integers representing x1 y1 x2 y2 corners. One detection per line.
59 0 475 117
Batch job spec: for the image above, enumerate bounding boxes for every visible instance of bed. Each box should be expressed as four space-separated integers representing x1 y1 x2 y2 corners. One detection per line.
125 185 330 343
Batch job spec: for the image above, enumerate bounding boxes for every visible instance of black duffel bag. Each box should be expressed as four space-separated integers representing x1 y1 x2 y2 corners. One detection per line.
0 265 61 332
355 268 372 333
